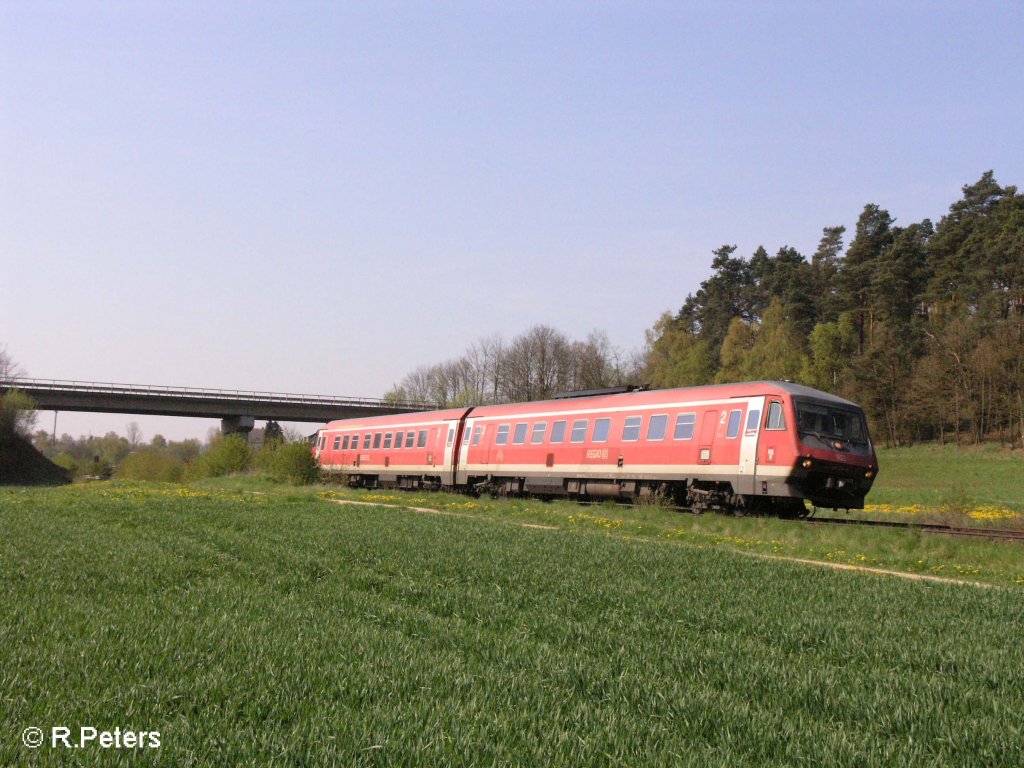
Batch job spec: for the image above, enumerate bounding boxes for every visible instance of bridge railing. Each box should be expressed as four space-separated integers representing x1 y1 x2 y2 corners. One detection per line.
0 377 436 411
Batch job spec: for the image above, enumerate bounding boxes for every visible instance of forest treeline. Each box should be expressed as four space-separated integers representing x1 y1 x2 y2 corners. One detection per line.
389 172 1024 448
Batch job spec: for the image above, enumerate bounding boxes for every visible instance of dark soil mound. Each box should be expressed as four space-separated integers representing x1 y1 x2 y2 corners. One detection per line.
0 433 71 485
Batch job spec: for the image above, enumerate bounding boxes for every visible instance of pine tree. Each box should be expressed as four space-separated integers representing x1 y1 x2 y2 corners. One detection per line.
869 220 932 324
811 226 845 322
677 245 753 354
927 171 1005 311
837 204 894 353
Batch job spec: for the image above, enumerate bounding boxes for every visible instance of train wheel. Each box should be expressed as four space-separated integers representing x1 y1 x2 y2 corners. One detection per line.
774 499 810 519
732 495 772 516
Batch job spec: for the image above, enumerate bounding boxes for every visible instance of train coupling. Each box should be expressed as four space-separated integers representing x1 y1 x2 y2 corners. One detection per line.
824 476 848 491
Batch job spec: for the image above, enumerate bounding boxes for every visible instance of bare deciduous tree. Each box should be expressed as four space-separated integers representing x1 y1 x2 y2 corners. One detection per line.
126 422 143 450
385 327 637 407
0 345 24 381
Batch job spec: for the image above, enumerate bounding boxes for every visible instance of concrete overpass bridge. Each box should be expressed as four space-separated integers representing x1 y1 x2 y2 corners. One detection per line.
0 378 432 436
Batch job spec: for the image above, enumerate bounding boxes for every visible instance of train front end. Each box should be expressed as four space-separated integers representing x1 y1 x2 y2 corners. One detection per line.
787 396 878 510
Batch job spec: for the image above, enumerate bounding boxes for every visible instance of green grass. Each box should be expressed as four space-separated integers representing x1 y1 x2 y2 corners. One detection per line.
307 485 1024 587
869 444 1024 518
1 482 1022 766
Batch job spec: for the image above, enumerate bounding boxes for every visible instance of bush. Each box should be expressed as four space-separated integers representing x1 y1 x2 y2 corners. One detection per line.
0 389 36 440
187 434 254 479
259 440 319 485
52 453 80 475
51 454 113 480
116 450 185 482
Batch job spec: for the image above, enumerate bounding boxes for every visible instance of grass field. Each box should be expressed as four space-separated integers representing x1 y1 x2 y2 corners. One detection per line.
867 444 1024 521
1 480 1022 766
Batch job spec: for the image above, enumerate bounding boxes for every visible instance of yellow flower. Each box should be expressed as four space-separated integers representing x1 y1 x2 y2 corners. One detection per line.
968 505 1020 521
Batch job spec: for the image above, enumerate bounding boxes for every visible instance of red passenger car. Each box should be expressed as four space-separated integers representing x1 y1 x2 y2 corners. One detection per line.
314 381 878 515
315 407 470 485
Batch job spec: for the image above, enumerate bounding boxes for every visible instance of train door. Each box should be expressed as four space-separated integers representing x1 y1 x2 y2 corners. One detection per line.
698 410 718 463
757 397 790 479
736 397 764 494
482 422 491 465
441 421 458 485
342 433 351 467
456 418 474 484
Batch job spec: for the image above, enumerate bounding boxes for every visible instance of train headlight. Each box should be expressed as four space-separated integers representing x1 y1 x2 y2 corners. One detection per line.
865 470 875 479
801 458 813 469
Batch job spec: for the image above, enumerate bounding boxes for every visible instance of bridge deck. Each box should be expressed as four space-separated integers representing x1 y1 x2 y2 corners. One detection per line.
0 378 432 424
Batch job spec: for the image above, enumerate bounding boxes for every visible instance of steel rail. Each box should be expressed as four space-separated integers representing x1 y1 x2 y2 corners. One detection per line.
799 515 1024 543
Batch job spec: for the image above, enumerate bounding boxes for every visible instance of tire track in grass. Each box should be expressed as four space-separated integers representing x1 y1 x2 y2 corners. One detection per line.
329 498 559 529
742 552 998 588
327 499 994 587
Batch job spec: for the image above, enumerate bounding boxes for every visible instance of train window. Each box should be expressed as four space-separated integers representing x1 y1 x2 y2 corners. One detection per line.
512 423 528 444
496 425 510 445
384 433 392 449
795 401 867 445
472 425 483 445
550 420 567 444
647 414 668 441
394 431 403 448
318 435 325 450
373 433 382 449
674 413 696 440
570 419 588 443
726 410 742 438
766 402 786 430
342 435 350 450
592 418 611 443
406 432 416 448
462 427 472 445
365 434 372 449
417 430 428 448
330 436 339 450
351 435 359 450
446 428 455 447
745 410 760 432
531 422 547 444
621 416 642 442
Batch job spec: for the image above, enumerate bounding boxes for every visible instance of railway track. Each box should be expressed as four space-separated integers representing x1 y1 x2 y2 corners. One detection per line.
573 501 1024 542
799 515 1024 543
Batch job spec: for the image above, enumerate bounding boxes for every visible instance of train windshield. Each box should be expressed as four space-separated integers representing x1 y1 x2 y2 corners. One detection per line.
794 400 868 446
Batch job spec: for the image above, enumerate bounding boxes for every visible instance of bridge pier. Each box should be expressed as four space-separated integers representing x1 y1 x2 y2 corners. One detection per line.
221 415 255 437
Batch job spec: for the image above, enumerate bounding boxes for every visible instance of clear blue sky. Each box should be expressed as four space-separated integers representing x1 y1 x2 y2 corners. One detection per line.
3 1 1023 441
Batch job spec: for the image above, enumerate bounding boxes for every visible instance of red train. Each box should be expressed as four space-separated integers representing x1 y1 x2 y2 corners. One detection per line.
313 381 878 515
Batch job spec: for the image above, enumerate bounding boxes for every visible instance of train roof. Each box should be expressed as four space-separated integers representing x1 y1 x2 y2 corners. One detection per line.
467 381 862 416
321 407 470 431
758 381 861 407
318 381 862 431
